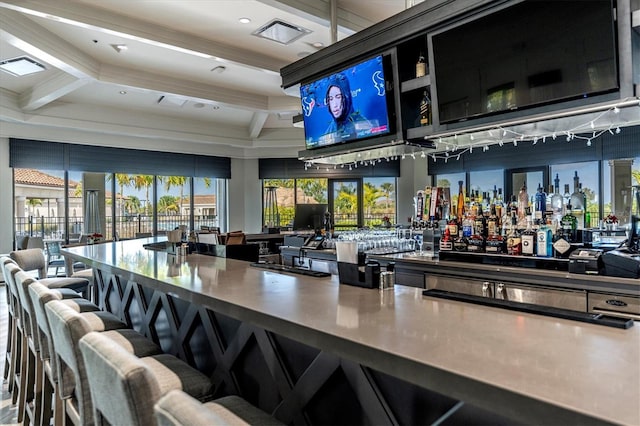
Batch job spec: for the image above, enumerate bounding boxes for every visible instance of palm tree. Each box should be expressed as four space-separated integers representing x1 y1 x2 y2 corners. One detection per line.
158 195 179 214
132 175 154 214
124 195 142 214
107 174 133 218
27 198 43 216
162 176 188 215
380 182 394 209
363 182 381 218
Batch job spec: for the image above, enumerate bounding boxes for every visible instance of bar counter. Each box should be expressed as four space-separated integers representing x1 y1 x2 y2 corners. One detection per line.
62 238 640 425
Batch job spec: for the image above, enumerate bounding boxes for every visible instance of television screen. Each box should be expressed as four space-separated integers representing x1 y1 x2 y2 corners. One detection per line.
432 0 619 124
293 203 328 231
300 55 392 150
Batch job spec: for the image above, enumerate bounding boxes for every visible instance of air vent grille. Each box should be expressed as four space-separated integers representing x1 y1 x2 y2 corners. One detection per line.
252 19 311 45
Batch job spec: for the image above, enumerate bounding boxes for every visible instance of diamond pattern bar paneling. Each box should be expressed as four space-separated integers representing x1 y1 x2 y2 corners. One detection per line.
92 269 502 425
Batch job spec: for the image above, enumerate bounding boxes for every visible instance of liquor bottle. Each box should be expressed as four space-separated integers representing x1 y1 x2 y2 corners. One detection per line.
462 212 474 238
453 229 468 252
517 184 528 224
467 227 485 253
550 174 564 223
506 213 522 255
469 190 478 219
563 183 571 206
521 215 537 256
534 183 546 222
439 226 453 251
561 204 578 243
487 203 499 237
495 187 504 224
536 223 553 257
485 215 505 254
456 180 465 225
474 201 487 239
416 51 427 78
419 90 432 126
553 225 572 258
570 172 585 229
447 214 459 237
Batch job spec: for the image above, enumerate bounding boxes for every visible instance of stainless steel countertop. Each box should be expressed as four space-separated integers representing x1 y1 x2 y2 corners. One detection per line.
63 238 640 425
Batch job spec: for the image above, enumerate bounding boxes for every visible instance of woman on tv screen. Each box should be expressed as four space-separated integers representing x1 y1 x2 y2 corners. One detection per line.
324 73 370 142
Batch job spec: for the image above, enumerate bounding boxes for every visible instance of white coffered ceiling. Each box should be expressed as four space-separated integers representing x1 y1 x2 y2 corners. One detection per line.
0 0 409 157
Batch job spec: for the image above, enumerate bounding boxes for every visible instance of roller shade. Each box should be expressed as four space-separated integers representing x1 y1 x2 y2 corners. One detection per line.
10 139 231 178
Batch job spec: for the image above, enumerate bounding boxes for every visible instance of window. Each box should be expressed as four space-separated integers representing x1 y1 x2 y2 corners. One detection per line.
262 177 396 230
263 179 295 228
551 161 599 227
603 157 640 226
364 177 396 227
469 169 504 204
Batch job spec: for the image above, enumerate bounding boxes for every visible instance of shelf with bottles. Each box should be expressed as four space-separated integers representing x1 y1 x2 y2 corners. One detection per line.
395 34 429 84
400 86 434 137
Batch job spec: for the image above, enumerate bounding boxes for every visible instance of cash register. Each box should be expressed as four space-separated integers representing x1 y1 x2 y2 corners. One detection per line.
601 215 640 278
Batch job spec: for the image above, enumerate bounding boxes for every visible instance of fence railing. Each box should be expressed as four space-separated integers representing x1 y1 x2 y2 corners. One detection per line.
14 215 219 241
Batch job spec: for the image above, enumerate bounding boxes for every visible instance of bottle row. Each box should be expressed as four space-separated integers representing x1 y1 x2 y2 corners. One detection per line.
411 171 594 258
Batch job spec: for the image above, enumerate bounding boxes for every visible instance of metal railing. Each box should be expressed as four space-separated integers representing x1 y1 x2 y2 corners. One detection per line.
14 214 219 241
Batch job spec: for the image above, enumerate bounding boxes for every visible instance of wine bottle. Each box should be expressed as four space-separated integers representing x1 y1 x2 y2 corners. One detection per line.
419 90 432 126
456 180 465 224
416 51 426 78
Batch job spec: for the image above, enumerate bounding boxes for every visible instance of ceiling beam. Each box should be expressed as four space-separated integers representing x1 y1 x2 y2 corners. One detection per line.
249 112 269 139
18 70 90 111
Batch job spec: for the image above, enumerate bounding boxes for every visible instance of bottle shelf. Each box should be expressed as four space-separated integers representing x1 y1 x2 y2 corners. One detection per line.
401 74 431 93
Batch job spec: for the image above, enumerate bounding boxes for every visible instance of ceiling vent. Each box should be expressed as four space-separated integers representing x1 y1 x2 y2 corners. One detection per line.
252 19 311 45
0 56 46 76
157 95 187 108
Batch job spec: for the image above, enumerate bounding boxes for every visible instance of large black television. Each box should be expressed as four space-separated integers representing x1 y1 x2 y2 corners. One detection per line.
293 203 328 231
432 0 619 124
300 55 393 150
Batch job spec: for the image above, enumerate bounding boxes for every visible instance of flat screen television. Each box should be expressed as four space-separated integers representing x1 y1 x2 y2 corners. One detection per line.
432 0 619 124
300 55 393 150
293 203 328 231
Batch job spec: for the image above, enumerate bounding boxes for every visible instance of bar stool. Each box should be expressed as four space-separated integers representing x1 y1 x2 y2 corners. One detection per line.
155 389 285 426
1 257 20 401
45 300 163 425
78 331 215 426
10 248 90 298
1 259 87 423
28 282 101 426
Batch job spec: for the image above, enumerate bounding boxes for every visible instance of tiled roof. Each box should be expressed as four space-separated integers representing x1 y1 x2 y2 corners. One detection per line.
15 168 80 188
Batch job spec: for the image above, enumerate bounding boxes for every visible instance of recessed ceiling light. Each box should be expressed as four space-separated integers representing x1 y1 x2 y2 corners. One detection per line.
193 103 205 109
311 42 324 48
0 56 46 76
238 17 251 24
119 91 127 95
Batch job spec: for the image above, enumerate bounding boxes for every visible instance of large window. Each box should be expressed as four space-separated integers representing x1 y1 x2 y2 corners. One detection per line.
13 168 226 245
262 177 396 230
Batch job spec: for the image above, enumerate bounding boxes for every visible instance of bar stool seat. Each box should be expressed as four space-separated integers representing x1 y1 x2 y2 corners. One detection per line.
45 300 162 425
79 331 215 426
155 390 285 426
28 281 104 426
10 249 90 299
